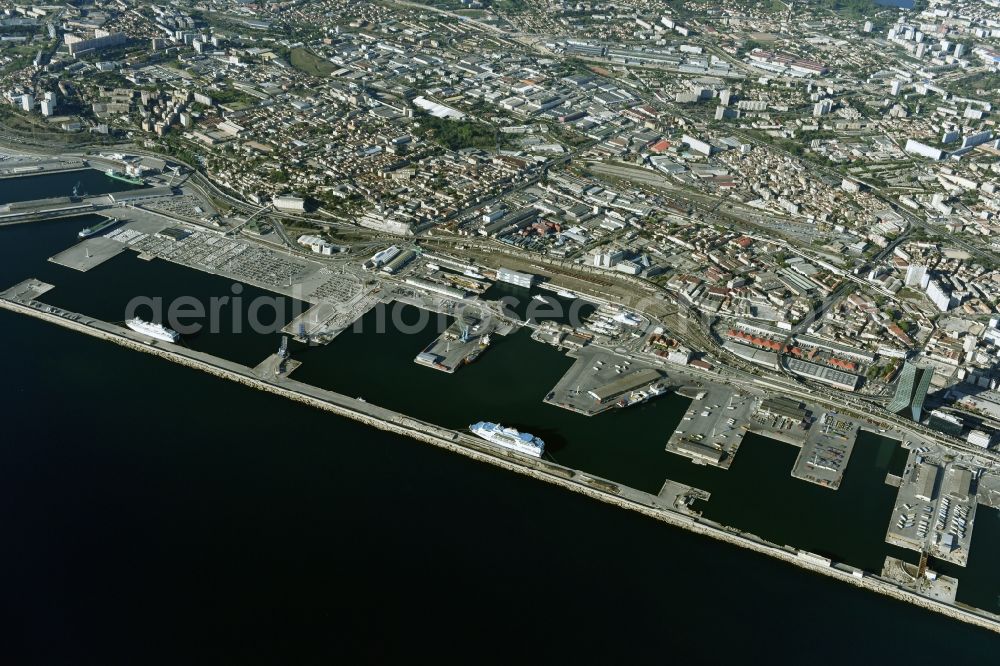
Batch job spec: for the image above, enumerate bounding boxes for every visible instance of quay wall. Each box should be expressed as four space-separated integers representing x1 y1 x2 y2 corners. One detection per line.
0 165 89 180
0 205 98 226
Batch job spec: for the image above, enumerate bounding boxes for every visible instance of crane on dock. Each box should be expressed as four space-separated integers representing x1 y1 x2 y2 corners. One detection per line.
917 549 930 586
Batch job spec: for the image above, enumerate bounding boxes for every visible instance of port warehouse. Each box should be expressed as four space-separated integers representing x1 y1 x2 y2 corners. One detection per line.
1 188 172 223
404 277 466 300
382 249 416 274
759 396 809 422
911 463 971 506
421 252 481 276
0 196 81 214
675 440 724 465
588 368 661 404
158 227 192 241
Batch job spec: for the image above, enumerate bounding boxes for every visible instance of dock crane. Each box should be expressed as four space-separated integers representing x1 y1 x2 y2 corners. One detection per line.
917 549 930 586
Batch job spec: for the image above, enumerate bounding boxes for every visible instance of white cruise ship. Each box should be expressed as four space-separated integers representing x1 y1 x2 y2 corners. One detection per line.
126 317 180 343
469 421 544 457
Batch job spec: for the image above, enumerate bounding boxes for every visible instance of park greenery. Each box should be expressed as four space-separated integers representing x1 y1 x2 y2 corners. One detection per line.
412 112 505 151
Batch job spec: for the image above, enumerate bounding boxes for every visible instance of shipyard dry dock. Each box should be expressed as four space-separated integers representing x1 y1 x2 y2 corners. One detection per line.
4 277 1000 635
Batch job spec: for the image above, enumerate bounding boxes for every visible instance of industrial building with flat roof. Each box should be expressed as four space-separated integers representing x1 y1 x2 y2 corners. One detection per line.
675 440 724 464
587 368 660 403
786 358 861 391
915 463 939 502
496 267 536 288
944 467 972 500
760 396 808 421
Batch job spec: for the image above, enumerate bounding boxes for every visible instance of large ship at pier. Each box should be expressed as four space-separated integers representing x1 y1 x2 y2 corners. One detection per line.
105 168 145 186
617 383 667 409
469 421 544 457
78 217 121 238
126 317 180 343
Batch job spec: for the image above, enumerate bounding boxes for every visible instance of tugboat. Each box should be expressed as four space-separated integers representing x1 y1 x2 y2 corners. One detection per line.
464 334 492 364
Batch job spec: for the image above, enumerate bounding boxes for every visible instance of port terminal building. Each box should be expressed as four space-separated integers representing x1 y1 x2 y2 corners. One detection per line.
588 368 661 404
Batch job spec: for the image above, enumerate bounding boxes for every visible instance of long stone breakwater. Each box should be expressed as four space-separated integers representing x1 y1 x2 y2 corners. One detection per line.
2 284 999 636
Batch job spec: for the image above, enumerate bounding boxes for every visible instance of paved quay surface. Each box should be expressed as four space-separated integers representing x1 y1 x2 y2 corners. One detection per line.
665 386 755 469
49 235 127 272
790 411 861 490
543 346 665 416
885 446 980 567
881 556 959 604
415 314 496 373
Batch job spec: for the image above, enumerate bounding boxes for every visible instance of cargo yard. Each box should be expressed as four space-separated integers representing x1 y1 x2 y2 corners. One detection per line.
791 411 862 491
665 386 755 469
884 445 990 567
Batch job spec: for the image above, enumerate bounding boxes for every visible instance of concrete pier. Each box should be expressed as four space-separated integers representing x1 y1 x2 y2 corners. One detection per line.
3 280 1000 635
281 286 381 344
543 347 665 416
658 479 710 514
881 556 959 604
0 157 88 178
665 386 754 469
885 447 980 567
252 353 301 380
49 235 126 272
791 411 860 490
415 312 497 373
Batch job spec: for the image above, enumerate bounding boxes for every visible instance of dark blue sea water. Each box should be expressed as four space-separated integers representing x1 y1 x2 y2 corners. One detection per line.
0 191 997 661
